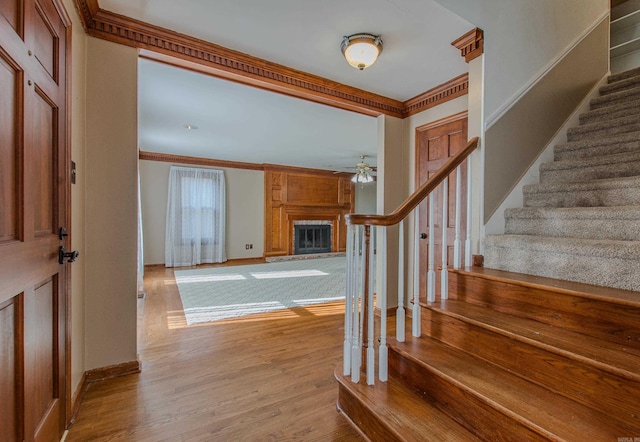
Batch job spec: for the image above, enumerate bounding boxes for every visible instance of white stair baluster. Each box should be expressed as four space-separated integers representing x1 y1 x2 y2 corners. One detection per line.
441 178 449 300
367 226 375 385
412 209 421 337
343 225 354 376
465 157 473 268
427 194 436 302
454 165 462 269
351 225 362 383
396 220 405 342
378 227 388 382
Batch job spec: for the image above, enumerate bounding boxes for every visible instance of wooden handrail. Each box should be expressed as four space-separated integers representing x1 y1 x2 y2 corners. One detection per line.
346 137 480 226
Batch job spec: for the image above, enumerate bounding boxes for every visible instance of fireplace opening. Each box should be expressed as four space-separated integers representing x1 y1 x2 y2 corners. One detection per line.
294 225 332 255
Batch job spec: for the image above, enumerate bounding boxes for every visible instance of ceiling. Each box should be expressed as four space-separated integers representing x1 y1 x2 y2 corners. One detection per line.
99 0 473 171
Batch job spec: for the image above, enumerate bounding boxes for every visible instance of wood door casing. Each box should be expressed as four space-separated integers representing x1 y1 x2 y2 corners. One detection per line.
416 114 468 299
0 0 70 440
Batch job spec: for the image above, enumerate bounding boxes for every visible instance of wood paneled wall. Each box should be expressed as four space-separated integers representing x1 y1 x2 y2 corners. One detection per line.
265 167 354 256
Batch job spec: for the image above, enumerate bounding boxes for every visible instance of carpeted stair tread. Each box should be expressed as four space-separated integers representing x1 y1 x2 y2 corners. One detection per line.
599 74 640 96
486 234 640 261
590 85 640 109
425 299 640 381
539 150 640 184
608 66 640 83
484 235 640 291
335 369 478 441
554 130 640 160
523 175 640 207
567 114 640 141
390 336 636 440
504 206 640 240
579 97 640 125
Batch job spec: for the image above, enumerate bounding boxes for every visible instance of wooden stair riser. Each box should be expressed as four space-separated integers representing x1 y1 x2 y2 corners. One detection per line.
337 383 401 442
420 307 640 425
388 348 547 442
449 272 640 349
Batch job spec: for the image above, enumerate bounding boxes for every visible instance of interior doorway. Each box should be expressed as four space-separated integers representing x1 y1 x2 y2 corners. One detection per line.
415 112 468 298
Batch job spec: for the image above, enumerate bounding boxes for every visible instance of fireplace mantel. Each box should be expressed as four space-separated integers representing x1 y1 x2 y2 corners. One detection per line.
264 168 354 257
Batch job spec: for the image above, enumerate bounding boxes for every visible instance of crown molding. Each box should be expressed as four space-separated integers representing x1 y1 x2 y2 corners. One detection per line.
451 28 484 63
139 151 265 171
75 0 468 118
403 73 468 117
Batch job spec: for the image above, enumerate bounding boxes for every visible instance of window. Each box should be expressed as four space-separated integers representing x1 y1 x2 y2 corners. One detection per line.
165 166 226 267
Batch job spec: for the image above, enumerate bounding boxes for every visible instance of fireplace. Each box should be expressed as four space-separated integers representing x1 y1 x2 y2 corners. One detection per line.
293 224 332 255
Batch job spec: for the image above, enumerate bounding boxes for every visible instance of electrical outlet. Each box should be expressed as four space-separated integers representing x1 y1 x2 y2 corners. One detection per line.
245 244 250 249
249 244 253 249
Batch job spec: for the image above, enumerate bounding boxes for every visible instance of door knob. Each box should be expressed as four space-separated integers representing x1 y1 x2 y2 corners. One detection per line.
420 233 427 239
58 246 79 264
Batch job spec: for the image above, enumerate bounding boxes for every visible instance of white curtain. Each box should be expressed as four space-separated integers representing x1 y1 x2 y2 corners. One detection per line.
165 166 226 267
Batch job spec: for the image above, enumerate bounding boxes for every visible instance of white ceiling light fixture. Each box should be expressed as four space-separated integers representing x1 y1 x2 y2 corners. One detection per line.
350 155 375 183
351 169 374 183
341 33 383 70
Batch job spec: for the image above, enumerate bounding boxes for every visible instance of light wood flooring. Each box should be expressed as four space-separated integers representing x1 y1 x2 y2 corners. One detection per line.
66 264 362 441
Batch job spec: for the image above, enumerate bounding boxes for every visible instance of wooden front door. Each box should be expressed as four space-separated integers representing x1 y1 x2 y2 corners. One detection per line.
416 114 468 299
0 0 70 440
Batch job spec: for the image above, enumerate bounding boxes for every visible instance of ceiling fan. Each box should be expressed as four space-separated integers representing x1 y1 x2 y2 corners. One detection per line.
337 155 377 183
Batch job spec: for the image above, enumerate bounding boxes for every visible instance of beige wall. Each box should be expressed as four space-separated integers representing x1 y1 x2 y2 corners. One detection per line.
84 38 139 370
63 0 87 396
354 182 377 214
139 160 265 264
484 18 609 220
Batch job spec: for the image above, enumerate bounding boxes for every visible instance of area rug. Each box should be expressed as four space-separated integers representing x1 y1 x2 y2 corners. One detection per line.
174 256 346 325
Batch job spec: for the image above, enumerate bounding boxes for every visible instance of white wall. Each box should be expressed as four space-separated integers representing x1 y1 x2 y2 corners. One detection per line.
62 0 87 397
433 0 608 123
140 160 265 265
354 182 377 214
85 38 139 370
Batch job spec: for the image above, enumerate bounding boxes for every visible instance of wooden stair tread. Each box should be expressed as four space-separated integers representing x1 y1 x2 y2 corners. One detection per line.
423 298 640 381
452 267 640 306
390 336 636 439
335 369 478 441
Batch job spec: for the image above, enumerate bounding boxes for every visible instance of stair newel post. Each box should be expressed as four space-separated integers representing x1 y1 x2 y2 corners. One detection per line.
365 225 376 385
441 178 449 300
344 224 355 376
427 193 436 302
465 157 473 268
378 226 388 382
396 219 406 342
453 165 462 269
351 225 363 383
412 208 421 337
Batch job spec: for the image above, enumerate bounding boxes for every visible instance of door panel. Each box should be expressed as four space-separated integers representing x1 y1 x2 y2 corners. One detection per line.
0 0 69 440
0 297 21 442
0 0 21 34
0 52 19 242
31 88 56 236
416 116 468 299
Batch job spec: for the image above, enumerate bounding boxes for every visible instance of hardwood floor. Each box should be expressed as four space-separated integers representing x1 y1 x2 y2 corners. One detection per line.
66 264 362 441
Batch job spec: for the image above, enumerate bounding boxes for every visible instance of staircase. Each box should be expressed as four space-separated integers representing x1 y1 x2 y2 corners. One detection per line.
336 67 640 440
484 67 640 292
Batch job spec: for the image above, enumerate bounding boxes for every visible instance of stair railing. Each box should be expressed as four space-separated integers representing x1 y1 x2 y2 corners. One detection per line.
343 137 480 384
